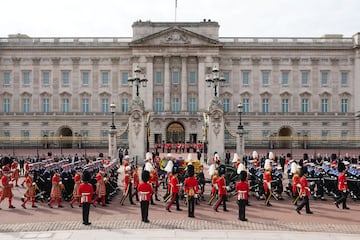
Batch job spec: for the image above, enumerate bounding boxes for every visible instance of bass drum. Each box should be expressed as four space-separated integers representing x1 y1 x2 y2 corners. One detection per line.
159 159 168 171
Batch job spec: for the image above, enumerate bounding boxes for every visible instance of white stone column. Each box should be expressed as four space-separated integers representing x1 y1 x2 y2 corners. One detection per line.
145 56 154 111
198 57 206 110
128 109 146 162
164 56 170 111
181 56 187 111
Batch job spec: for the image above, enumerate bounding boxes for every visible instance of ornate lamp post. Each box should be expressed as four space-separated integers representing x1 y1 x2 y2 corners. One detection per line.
237 102 245 160
205 66 225 97
128 66 148 97
110 102 116 130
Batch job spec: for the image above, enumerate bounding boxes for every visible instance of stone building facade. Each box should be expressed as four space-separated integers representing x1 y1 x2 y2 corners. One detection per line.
0 20 359 154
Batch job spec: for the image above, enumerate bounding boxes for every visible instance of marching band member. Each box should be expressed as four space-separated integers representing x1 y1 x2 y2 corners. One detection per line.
70 167 82 208
213 165 228 212
335 161 350 210
0 160 16 209
165 166 182 212
11 159 20 187
138 170 153 223
263 166 273 207
48 169 64 208
295 166 313 214
21 171 37 208
183 164 198 218
92 167 106 207
236 170 249 221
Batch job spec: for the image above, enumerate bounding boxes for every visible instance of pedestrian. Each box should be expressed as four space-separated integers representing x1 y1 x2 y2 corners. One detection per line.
295 166 313 214
138 170 153 223
78 170 94 226
334 161 350 210
236 170 249 221
183 164 198 218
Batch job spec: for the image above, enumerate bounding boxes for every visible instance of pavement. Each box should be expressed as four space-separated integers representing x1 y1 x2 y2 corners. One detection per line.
1 229 360 240
0 154 359 240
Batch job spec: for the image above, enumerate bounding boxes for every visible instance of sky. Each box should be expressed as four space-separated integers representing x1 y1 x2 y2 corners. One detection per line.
0 0 359 38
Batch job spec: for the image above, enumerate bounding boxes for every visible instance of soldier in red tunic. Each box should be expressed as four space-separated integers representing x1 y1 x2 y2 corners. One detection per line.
21 171 37 208
292 169 301 205
48 170 64 208
70 167 82 208
213 165 228 212
208 170 218 205
263 167 272 206
138 170 153 223
296 167 313 214
335 161 350 210
183 164 198 218
92 167 106 207
78 170 94 226
131 165 140 202
121 165 135 205
0 163 16 209
236 170 249 221
165 166 182 212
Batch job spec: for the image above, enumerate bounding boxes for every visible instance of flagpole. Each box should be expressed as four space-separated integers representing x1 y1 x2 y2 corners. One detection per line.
175 0 177 22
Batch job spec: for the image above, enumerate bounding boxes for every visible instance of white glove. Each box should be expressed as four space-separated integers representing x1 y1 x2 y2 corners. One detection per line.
32 183 36 186
104 178 107 181
9 181 13 185
296 184 301 188
59 181 62 185
194 194 198 198
226 186 230 191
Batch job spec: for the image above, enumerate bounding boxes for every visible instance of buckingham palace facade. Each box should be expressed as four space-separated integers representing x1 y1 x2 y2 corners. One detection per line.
1 20 360 151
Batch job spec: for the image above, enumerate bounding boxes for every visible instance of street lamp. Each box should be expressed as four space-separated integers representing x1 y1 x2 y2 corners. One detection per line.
237 102 245 162
60 135 63 156
110 102 116 130
205 66 225 97
128 66 148 97
237 102 244 130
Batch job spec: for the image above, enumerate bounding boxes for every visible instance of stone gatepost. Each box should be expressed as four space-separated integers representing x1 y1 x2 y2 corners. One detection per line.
207 97 225 163
128 97 146 163
108 128 117 160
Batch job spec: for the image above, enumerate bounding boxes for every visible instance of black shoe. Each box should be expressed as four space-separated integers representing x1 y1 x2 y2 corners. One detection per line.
334 202 339 208
9 205 15 209
296 209 301 214
306 211 313 214
58 205 64 208
240 218 248 221
266 203 272 207
21 204 26 209
343 206 350 210
189 215 195 218
32 205 38 208
166 208 171 212
223 209 229 212
70 203 74 208
144 219 150 223
176 208 183 211
48 203 53 208
83 222 91 225
131 203 136 205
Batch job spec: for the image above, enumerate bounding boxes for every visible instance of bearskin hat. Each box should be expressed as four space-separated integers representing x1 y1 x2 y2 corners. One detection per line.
300 166 308 177
303 153 309 161
142 170 150 182
187 164 195 177
218 164 226 176
287 153 292 158
331 153 337 160
172 165 179 175
2 156 11 166
239 170 247 182
82 170 92 183
338 161 346 172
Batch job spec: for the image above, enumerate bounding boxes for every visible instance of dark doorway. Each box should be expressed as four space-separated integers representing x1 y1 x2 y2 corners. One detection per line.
59 127 73 148
278 127 292 148
166 122 185 144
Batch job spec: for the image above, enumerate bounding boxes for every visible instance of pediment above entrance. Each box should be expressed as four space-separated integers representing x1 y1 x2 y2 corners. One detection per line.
130 26 220 46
